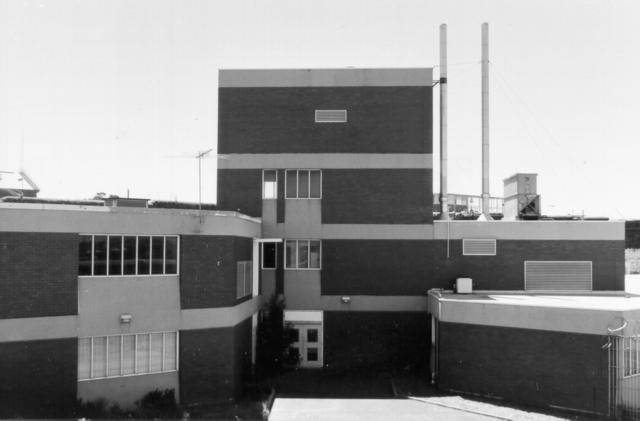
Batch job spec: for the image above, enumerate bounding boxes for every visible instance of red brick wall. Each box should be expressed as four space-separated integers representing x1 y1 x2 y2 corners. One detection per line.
179 317 252 405
438 322 609 414
179 235 253 309
0 337 77 418
0 232 78 318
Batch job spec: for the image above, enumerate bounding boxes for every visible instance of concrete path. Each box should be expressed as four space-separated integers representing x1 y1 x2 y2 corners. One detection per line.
270 397 500 421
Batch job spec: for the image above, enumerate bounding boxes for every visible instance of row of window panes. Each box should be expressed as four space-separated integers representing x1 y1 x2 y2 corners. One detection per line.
285 240 321 269
79 235 178 276
78 332 178 380
624 336 640 377
236 261 253 299
262 170 322 199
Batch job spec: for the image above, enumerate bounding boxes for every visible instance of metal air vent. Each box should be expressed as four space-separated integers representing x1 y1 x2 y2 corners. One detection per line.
462 239 496 256
315 109 347 123
524 261 592 291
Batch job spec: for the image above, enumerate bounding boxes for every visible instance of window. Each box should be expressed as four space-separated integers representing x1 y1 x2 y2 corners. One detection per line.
262 170 278 199
315 109 347 123
78 235 179 276
285 240 321 269
236 261 253 298
78 332 178 380
262 242 277 270
462 239 497 256
624 336 640 377
285 170 321 199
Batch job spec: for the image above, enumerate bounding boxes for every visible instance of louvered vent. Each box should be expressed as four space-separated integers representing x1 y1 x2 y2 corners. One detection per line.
462 239 496 256
315 110 347 123
525 261 592 291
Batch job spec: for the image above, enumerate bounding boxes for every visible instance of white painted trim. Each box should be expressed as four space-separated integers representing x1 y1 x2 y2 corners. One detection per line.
218 153 433 169
433 220 624 241
219 68 433 87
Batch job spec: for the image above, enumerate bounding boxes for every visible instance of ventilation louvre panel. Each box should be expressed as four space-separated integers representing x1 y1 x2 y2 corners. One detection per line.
315 110 347 123
463 239 496 256
525 261 592 291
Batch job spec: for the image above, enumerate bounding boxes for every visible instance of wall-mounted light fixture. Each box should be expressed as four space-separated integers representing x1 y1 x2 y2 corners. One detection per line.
120 314 132 324
340 296 351 304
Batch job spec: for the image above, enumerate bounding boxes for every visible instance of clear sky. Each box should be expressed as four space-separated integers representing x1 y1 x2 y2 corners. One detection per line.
1 0 639 218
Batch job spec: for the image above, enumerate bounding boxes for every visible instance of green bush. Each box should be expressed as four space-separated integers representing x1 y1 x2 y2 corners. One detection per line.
75 388 182 419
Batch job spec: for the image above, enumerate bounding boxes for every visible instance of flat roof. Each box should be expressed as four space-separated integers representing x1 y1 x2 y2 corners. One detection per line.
429 290 640 336
219 68 433 88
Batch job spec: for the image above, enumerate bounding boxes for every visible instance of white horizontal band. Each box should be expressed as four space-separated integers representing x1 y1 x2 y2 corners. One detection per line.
218 153 433 169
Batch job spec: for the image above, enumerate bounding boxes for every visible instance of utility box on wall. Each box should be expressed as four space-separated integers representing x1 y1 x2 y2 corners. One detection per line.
503 173 541 220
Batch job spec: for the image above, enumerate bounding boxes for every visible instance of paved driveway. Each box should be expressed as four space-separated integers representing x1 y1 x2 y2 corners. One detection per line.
270 397 499 421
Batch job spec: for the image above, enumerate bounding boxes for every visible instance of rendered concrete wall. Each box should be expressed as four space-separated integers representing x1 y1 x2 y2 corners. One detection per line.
77 372 179 409
78 276 180 336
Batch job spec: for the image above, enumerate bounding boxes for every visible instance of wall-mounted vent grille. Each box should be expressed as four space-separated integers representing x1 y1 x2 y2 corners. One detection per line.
525 261 592 291
462 239 496 256
315 110 347 123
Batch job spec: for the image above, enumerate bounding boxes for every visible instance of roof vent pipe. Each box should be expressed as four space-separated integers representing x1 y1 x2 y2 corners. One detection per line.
480 23 493 220
439 23 449 220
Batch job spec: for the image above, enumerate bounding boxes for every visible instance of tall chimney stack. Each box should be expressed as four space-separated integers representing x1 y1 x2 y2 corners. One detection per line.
439 23 449 220
481 22 493 220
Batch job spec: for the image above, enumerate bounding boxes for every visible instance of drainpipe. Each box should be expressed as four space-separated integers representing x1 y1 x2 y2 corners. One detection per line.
439 23 450 221
481 23 493 220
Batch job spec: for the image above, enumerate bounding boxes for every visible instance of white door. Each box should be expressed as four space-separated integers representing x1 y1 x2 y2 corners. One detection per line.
290 323 323 368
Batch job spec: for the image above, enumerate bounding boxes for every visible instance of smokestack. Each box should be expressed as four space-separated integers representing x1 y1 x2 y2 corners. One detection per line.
481 22 493 220
439 23 449 220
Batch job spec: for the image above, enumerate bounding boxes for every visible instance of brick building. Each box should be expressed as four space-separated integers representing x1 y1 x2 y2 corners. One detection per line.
0 67 632 417
0 204 260 417
216 67 628 415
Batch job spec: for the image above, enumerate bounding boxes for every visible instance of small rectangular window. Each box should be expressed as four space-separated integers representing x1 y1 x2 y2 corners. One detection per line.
286 171 297 198
136 334 150 374
151 236 164 274
315 109 347 123
310 171 321 198
298 171 309 198
107 336 121 377
236 261 252 298
93 236 107 276
123 236 137 275
286 170 322 199
285 240 297 269
262 242 277 269
165 236 178 274
79 235 93 276
149 333 163 373
164 332 177 371
137 236 151 275
93 337 107 378
108 236 122 276
122 335 135 375
263 170 278 199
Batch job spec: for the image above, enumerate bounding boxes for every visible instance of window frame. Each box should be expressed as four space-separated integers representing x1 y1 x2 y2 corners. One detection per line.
262 169 278 199
284 169 322 199
236 260 253 299
78 234 180 277
261 242 277 270
78 331 179 381
284 239 322 270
